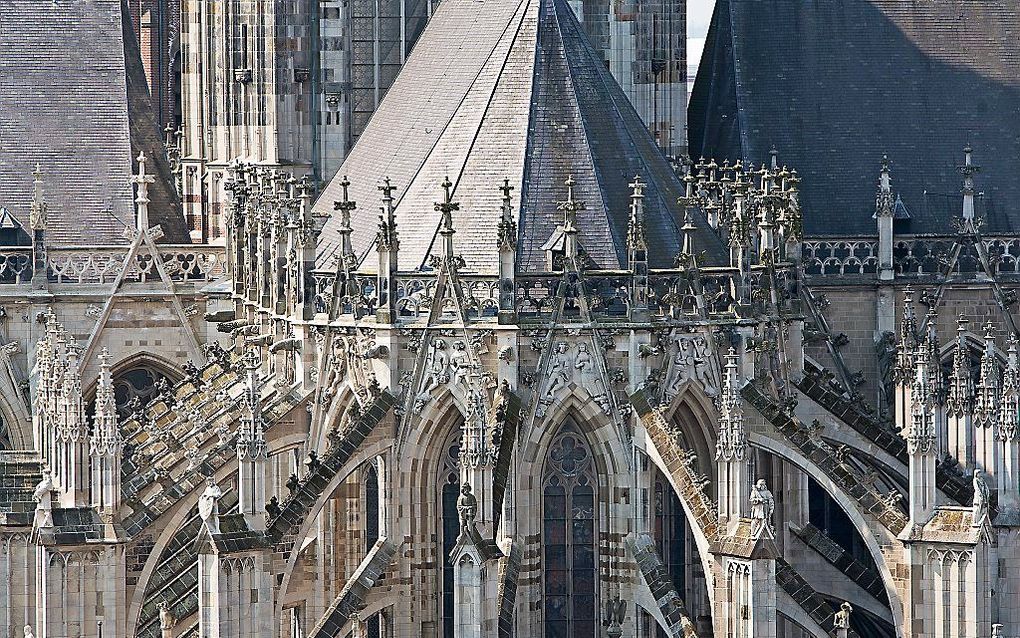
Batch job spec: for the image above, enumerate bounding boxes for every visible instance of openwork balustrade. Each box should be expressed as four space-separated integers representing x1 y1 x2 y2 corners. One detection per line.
43 245 226 284
803 235 1020 277
0 249 33 283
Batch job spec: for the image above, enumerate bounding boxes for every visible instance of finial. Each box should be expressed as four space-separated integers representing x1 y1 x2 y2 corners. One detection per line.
130 152 156 230
30 163 48 231
434 176 460 260
769 145 779 169
627 175 646 254
498 178 517 252
958 145 980 224
499 178 514 207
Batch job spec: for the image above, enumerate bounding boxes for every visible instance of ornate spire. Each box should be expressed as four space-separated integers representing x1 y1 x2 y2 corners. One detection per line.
434 176 459 262
90 348 119 457
497 178 517 252
894 286 918 384
333 175 358 266
238 347 267 461
908 343 936 455
923 308 944 404
876 154 893 218
556 175 585 260
975 322 1000 430
377 177 398 250
958 145 980 225
716 348 746 461
626 175 646 253
130 152 156 230
947 315 973 417
999 334 1019 442
30 163 48 231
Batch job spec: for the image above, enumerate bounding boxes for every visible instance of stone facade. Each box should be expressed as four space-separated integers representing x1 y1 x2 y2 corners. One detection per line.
2 1 1019 637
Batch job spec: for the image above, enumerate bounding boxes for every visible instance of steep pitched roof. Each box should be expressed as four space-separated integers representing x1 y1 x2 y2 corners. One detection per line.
688 0 1020 237
0 0 189 245
314 0 725 273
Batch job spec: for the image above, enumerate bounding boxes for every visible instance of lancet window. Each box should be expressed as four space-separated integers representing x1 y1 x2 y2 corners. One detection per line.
543 422 598 638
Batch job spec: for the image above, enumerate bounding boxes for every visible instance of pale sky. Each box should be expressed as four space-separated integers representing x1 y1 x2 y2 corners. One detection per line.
687 0 716 87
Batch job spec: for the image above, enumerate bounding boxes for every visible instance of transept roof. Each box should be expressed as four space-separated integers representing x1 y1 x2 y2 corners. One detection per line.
314 0 726 273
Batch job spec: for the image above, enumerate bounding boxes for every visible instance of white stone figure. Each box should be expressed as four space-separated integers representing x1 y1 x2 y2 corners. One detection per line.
23 625 34 638
834 601 852 629
199 477 223 534
450 340 472 386
158 601 176 637
416 339 450 409
544 342 571 399
574 341 593 376
33 470 54 528
749 478 776 538
457 483 477 533
991 624 1003 638
972 469 990 527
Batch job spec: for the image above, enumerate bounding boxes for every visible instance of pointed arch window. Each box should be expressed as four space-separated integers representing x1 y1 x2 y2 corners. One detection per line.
439 435 461 638
543 422 597 638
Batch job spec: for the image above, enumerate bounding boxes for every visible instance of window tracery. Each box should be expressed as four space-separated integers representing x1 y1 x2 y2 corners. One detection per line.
543 422 597 638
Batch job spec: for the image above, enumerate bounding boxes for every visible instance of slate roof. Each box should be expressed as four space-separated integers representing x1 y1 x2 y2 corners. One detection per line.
0 0 189 245
314 0 726 273
688 0 1020 237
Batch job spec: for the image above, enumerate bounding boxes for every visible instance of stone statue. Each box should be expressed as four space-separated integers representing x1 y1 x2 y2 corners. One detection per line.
749 478 775 538
833 601 852 629
450 340 472 385
574 342 593 375
33 470 54 528
158 601 176 636
33 470 53 504
457 483 477 533
23 625 34 638
972 469 990 527
198 477 222 534
992 623 1004 638
266 495 282 519
605 595 626 637
544 342 571 399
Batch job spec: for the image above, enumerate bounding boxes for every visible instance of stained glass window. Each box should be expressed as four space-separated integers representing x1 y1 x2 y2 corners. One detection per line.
440 437 460 638
543 423 598 638
654 476 687 638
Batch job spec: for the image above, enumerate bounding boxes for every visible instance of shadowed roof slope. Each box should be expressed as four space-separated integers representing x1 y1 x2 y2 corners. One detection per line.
688 0 1020 237
314 0 725 273
0 0 189 245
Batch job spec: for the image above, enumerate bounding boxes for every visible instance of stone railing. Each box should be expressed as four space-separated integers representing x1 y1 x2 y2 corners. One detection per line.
0 248 34 283
804 235 1020 278
803 239 880 276
44 245 226 284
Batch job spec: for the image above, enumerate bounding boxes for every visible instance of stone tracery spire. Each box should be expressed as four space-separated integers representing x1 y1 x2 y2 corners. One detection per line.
998 334 1020 521
556 175 585 261
333 175 357 264
30 163 48 231
435 176 459 264
90 348 122 515
717 348 746 462
958 144 980 225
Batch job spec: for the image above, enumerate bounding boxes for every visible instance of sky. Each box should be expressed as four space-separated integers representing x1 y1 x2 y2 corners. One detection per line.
687 0 716 92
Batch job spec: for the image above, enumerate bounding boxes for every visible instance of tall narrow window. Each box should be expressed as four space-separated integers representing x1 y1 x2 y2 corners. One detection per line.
543 423 597 638
439 437 461 638
365 465 379 549
364 464 383 638
654 476 687 638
